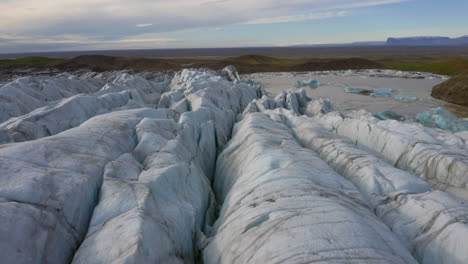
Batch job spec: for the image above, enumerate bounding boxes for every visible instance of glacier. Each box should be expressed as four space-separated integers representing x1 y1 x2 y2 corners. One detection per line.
203 112 416 263
0 66 467 264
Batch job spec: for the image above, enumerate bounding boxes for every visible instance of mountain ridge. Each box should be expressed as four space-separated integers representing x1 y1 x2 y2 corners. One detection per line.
387 36 468 45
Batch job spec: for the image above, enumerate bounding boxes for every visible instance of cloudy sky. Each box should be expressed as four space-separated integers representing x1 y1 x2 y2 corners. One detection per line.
0 0 467 53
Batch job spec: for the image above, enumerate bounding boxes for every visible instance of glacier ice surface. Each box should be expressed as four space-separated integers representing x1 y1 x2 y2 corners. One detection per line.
280 108 468 264
1 67 468 264
203 112 417 264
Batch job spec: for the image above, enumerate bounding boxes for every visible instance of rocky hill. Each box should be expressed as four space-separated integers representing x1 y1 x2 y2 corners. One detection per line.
432 71 468 107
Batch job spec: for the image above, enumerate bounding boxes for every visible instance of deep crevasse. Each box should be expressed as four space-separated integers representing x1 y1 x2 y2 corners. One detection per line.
72 69 259 263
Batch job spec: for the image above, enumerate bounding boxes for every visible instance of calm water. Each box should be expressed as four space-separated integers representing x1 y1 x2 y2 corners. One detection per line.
245 70 468 118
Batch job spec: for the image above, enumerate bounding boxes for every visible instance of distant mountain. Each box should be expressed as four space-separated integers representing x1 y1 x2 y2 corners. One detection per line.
387 36 468 45
287 36 468 47
289 41 385 47
349 41 387 46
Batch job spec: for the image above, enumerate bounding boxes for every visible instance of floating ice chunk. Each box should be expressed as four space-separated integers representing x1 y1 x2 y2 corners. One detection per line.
416 107 468 132
370 91 391 97
386 88 401 93
336 105 353 111
244 69 448 80
373 111 406 121
293 79 320 88
345 87 374 95
394 94 417 103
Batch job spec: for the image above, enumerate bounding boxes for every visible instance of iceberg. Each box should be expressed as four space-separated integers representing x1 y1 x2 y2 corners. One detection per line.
416 107 468 132
370 91 392 97
336 104 353 111
293 79 320 88
386 87 401 93
345 87 374 95
394 93 417 103
373 110 406 121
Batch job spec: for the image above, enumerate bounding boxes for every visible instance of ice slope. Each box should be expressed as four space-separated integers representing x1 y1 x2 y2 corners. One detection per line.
204 112 417 263
0 109 165 264
240 89 468 263
0 72 171 143
0 68 261 263
281 110 468 264
0 76 105 123
73 69 259 264
315 113 468 200
254 89 468 200
72 114 216 264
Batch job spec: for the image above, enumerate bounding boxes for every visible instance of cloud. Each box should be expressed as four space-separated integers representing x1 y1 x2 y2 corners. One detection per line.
0 0 410 52
136 24 153 28
329 0 410 9
245 11 348 24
